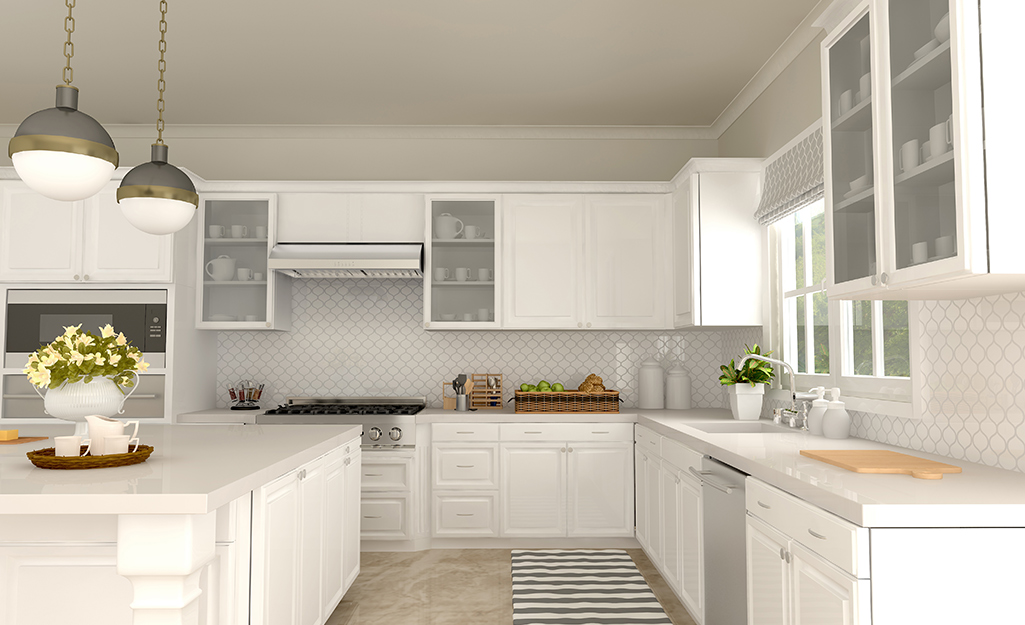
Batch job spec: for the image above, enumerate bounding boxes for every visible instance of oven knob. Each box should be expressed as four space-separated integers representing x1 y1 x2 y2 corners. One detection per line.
368 427 383 441
389 427 402 441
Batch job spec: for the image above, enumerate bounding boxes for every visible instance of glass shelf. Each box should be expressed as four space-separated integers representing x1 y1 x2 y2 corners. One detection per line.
834 188 875 213
892 40 951 91
894 151 954 187
831 97 873 132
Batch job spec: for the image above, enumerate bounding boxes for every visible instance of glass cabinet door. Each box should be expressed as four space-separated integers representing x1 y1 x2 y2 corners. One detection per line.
827 11 878 287
426 197 499 328
886 0 957 271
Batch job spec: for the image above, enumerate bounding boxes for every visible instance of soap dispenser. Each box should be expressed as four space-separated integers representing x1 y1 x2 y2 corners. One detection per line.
821 387 851 439
806 387 828 435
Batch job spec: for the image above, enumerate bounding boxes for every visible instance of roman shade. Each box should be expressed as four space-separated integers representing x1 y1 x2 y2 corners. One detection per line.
754 127 824 225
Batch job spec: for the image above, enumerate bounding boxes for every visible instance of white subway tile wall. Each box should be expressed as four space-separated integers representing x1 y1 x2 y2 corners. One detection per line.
217 280 761 410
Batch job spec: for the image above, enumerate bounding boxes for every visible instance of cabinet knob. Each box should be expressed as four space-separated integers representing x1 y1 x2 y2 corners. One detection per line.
586 322 592 328
870 275 878 286
425 322 431 328
785 550 791 564
780 547 786 560
83 274 89 281
577 322 583 328
880 272 889 286
567 447 573 453
265 322 271 328
344 457 351 466
73 274 80 281
561 447 566 453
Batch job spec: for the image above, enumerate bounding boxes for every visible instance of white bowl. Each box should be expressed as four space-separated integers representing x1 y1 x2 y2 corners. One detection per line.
935 14 950 43
440 314 456 321
850 174 871 192
914 39 939 60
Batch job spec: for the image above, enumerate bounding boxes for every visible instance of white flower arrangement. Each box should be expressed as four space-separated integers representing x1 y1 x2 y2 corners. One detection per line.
23 324 149 390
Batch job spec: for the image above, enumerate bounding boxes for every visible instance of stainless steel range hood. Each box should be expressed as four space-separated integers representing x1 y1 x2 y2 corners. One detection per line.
268 243 423 278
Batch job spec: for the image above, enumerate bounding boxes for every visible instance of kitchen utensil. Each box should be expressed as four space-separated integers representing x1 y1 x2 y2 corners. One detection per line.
838 90 853 116
478 268 492 281
254 225 267 239
85 415 140 456
455 394 469 411
435 213 464 239
935 235 954 257
434 267 450 282
54 435 92 457
208 225 225 238
800 449 961 479
935 13 950 43
899 140 920 172
464 225 483 239
237 268 253 281
205 255 237 282
914 39 939 60
455 267 471 282
231 224 248 238
912 241 929 264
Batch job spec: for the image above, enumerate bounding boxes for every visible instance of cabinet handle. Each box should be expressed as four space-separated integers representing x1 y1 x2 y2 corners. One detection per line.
880 272 889 286
592 431 610 434
808 528 827 540
73 274 80 281
757 501 771 509
456 465 475 468
780 547 786 560
364 515 381 519
785 550 791 564
525 431 542 434
456 513 474 517
456 431 474 434
365 473 383 477
345 446 350 453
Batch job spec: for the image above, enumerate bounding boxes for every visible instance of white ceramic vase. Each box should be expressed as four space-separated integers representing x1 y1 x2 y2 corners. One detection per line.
728 383 765 421
34 373 138 436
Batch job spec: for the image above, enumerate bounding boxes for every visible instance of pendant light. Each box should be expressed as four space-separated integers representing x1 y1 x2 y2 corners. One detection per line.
117 0 198 236
8 0 119 201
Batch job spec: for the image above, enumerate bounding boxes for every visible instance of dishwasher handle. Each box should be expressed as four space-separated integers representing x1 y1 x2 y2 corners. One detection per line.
688 466 738 495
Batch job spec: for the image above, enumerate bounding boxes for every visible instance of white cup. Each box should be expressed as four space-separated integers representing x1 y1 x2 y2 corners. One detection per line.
899 139 920 172
237 268 253 281
231 225 248 238
208 225 225 238
921 141 932 162
455 267 471 282
935 235 954 257
434 267 450 282
478 307 489 321
245 314 258 322
464 225 483 240
462 313 475 322
54 435 91 457
860 72 871 99
912 241 929 264
254 225 267 239
253 272 263 281
478 268 492 281
103 434 140 455
930 121 951 158
838 90 854 116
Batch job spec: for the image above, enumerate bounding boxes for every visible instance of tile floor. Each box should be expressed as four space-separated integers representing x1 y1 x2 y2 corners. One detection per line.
326 549 697 625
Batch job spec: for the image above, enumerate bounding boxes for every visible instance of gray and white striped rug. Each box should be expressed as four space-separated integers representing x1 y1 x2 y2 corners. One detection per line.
511 549 673 624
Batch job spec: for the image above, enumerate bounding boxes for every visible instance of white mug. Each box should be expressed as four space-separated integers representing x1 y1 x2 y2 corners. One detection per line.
253 272 264 281
899 139 920 172
478 268 492 282
935 235 954 257
462 313 475 322
912 241 929 264
464 225 483 240
478 307 489 322
254 225 267 239
455 267 471 282
434 267 450 282
921 141 932 162
208 225 225 238
231 225 248 239
838 90 854 116
54 435 92 457
103 434 140 455
930 121 951 158
860 72 871 99
245 314 258 322
237 268 253 281
86 416 139 456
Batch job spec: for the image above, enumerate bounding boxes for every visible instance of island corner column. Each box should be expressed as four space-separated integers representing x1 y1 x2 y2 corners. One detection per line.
116 512 217 625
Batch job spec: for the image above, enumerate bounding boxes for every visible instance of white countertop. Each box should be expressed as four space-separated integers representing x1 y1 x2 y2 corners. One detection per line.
416 406 640 423
0 424 360 515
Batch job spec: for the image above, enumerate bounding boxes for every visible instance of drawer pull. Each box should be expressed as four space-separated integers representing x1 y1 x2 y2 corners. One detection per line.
779 547 785 560
757 501 771 509
808 528 828 540
456 513 474 517
364 515 381 519
456 431 474 434
456 465 475 468
364 473 383 477
525 431 543 434
592 431 610 434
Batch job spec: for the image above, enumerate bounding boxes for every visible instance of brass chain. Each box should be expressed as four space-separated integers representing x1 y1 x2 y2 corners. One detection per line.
155 0 168 144
62 0 76 85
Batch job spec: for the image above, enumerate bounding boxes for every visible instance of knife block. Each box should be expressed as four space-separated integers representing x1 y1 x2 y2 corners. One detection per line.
442 382 457 410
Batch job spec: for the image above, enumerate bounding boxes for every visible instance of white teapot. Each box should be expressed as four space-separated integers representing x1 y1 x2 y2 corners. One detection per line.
85 415 140 456
205 255 236 281
434 213 464 239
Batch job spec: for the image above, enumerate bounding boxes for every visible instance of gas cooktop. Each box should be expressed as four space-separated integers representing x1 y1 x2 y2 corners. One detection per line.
256 397 426 448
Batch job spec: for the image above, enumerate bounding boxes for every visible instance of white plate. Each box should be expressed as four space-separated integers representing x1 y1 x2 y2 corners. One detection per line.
843 186 871 199
209 314 237 322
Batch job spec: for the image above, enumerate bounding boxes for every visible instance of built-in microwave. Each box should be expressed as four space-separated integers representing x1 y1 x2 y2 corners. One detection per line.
4 290 167 369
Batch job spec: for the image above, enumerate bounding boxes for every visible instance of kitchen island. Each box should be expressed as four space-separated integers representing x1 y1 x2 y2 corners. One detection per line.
0 424 361 625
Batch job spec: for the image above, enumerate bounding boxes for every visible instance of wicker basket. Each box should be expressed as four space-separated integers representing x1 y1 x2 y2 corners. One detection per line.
513 390 620 414
26 445 154 470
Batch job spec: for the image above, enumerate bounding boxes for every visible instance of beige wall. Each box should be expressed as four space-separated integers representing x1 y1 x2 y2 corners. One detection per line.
717 33 825 158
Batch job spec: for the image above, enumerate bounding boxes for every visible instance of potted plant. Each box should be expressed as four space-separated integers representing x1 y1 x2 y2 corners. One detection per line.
23 324 149 435
719 344 775 420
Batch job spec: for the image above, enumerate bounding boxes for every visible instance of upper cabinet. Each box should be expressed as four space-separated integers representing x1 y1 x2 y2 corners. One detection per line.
672 160 763 327
276 194 424 243
824 0 1025 299
0 181 173 283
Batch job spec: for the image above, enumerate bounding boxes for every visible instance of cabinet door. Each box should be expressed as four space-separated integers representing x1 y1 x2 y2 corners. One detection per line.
0 182 81 281
673 177 697 327
252 471 301 625
746 515 791 625
635 448 649 549
567 442 633 537
644 449 663 569
584 195 665 329
500 443 566 536
321 450 346 618
660 463 683 593
299 458 325 625
82 184 173 282
790 543 863 625
679 474 704 621
502 195 583 328
341 450 362 592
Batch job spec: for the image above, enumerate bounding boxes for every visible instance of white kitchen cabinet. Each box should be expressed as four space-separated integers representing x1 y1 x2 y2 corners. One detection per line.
0 181 172 283
660 461 683 592
635 446 652 550
500 443 566 536
566 441 634 537
299 457 326 625
252 469 301 625
644 448 663 567
677 468 703 619
321 448 346 617
433 492 499 537
746 515 791 625
360 449 415 541
340 448 361 591
276 193 424 243
671 160 763 327
824 0 1025 299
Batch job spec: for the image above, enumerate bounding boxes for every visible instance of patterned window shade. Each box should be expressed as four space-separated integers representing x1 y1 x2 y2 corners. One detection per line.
755 127 824 226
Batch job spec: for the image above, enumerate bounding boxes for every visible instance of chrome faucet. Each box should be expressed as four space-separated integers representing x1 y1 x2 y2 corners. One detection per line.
736 354 806 429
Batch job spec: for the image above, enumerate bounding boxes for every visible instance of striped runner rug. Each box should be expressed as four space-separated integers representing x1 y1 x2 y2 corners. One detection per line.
511 549 673 624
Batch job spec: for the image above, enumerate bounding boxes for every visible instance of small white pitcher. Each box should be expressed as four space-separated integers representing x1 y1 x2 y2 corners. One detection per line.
85 415 140 456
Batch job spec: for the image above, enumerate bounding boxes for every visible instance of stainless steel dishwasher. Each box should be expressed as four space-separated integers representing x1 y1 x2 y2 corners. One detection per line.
692 456 748 625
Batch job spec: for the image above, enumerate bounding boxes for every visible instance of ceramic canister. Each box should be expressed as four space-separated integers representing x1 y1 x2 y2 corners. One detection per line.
665 364 691 410
638 357 664 410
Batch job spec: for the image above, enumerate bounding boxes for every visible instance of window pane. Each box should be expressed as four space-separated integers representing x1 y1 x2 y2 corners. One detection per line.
811 207 826 285
813 291 830 374
883 301 910 377
795 295 807 374
794 218 806 290
851 300 874 376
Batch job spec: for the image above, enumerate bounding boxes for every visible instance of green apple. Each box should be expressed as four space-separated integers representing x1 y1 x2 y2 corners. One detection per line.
526 385 538 392
520 383 531 392
538 387 551 392
537 380 551 389
552 383 565 392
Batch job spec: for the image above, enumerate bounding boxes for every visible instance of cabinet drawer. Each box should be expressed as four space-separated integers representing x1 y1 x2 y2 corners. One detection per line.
433 444 499 489
661 437 703 472
433 423 500 442
433 492 498 537
746 478 868 578
500 422 632 442
360 496 409 539
635 425 662 457
360 456 411 491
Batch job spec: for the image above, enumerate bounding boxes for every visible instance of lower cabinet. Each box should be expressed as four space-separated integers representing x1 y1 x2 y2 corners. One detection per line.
360 450 414 541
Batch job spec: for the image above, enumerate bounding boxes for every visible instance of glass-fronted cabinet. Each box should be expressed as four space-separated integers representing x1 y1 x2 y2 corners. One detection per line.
424 196 500 329
196 193 291 330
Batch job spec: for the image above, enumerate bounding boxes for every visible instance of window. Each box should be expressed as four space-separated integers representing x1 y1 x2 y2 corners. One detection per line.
775 199 913 406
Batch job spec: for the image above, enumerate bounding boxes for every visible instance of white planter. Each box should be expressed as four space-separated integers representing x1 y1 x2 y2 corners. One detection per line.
727 384 765 421
35 374 137 436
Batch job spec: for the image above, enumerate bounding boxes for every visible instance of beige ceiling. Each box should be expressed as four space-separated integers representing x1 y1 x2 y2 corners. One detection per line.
1 0 819 128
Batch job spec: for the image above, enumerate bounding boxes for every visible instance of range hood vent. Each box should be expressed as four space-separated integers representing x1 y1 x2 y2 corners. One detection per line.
268 243 423 279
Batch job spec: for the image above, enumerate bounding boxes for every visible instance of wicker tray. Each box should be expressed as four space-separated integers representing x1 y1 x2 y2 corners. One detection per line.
26 445 154 470
513 390 621 414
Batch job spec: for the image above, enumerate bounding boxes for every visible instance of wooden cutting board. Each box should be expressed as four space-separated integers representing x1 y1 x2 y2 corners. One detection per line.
800 449 962 480
0 437 48 446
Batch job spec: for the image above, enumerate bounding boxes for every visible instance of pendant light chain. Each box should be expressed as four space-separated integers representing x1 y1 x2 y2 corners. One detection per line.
62 0 76 85
155 0 168 144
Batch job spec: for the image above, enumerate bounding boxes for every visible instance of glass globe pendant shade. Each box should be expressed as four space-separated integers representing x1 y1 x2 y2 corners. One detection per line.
117 144 198 236
8 86 118 201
